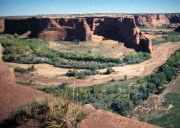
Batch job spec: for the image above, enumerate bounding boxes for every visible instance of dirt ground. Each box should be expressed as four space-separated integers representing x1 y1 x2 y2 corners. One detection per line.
7 42 180 88
49 39 136 58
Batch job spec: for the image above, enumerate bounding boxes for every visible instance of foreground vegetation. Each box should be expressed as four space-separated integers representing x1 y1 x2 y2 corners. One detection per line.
5 96 88 128
41 50 179 116
0 34 150 70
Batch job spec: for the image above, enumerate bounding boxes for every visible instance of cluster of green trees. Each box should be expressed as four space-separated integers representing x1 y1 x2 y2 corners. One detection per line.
40 50 179 116
123 52 151 64
66 69 99 79
14 65 36 74
153 31 180 45
0 34 151 70
65 67 116 79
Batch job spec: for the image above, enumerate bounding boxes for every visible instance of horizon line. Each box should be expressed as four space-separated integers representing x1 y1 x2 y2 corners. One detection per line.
1 12 180 18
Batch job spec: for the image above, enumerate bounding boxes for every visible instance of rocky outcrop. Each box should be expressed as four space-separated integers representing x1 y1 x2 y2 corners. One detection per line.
3 16 152 53
0 19 4 33
134 14 180 26
80 109 159 128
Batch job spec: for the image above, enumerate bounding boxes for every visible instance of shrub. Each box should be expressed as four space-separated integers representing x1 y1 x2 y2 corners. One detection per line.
105 67 115 74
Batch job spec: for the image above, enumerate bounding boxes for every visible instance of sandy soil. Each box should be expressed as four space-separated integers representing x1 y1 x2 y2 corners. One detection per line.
7 42 180 88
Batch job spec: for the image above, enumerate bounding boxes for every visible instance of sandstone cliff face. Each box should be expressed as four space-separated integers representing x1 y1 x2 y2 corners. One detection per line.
134 14 170 26
0 19 4 33
86 17 152 53
4 18 92 41
3 16 152 53
134 14 180 26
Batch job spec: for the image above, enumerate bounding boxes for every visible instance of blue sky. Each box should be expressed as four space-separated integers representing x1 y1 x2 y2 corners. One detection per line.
0 0 180 16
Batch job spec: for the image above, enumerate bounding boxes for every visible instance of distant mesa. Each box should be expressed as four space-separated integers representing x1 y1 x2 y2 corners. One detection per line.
134 14 180 26
0 14 179 53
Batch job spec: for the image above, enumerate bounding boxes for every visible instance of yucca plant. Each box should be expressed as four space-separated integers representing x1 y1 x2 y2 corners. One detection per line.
9 96 88 128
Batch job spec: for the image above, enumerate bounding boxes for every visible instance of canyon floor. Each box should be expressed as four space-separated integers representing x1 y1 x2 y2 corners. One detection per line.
0 46 159 128
7 41 180 88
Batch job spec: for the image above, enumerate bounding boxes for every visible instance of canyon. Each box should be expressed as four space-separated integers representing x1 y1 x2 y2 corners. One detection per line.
0 13 179 128
0 14 179 53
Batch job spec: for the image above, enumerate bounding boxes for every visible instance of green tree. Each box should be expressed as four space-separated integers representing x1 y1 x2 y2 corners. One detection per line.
111 98 134 116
